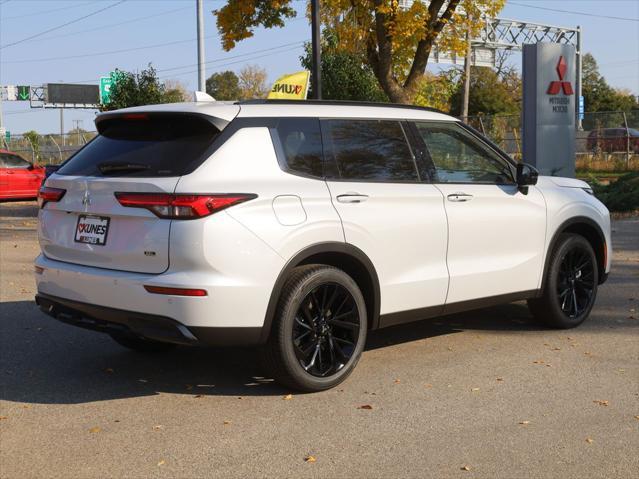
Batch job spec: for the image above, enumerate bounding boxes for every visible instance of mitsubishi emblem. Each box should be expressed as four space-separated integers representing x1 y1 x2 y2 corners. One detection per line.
82 190 91 206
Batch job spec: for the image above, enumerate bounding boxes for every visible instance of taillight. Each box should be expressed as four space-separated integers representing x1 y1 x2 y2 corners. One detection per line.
144 285 207 296
114 193 256 219
38 187 66 208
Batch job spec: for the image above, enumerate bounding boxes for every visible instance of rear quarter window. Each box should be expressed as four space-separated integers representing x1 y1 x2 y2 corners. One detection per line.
56 114 220 177
272 118 324 178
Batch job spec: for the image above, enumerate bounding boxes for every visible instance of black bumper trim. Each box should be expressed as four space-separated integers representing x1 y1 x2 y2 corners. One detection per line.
35 293 263 346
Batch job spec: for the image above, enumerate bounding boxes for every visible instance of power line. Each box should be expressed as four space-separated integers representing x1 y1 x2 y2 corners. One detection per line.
508 2 639 22
11 6 191 46
1 1 95 21
2 34 219 64
0 0 127 50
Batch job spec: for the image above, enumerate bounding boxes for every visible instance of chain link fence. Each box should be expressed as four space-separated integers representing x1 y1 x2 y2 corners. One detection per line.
3 111 638 172
2 131 97 166
466 110 639 172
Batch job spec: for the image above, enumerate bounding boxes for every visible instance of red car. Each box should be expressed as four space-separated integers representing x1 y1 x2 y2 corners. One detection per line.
0 149 45 201
587 128 639 153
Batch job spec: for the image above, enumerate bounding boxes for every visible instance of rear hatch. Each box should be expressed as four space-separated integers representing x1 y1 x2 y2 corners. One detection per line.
39 108 238 273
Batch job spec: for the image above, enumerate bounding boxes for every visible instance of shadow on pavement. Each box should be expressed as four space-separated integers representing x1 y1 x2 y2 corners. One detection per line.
3 296 623 406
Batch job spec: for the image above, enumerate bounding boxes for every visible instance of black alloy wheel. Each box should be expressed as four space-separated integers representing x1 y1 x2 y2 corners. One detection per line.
292 282 360 377
263 264 368 392
528 233 599 329
556 245 596 319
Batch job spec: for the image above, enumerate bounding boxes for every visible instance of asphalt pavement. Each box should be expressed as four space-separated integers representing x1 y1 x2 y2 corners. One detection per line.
0 201 637 478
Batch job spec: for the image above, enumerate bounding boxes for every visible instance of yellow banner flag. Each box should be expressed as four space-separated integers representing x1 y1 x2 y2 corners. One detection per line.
267 71 310 100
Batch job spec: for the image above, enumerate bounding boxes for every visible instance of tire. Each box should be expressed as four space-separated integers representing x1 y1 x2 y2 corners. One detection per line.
262 264 368 392
528 233 599 329
109 332 177 353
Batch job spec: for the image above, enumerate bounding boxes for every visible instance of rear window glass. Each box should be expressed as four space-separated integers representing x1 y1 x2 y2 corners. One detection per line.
57 115 220 177
321 119 418 182
273 118 323 178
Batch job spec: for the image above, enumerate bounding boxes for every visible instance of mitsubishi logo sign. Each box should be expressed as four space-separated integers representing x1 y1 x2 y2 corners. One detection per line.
547 56 574 95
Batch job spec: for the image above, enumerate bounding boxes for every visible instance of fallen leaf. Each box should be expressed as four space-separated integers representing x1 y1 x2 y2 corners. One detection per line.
0 416 7 420
471 388 480 392
519 421 531 425
114 420 120 423
153 425 163 430
593 400 609 407
585 438 594 444
461 466 471 471
157 460 166 466
424 383 433 388
358 404 373 410
533 360 545 364
634 415 639 421
394 379 401 384
552 347 561 351
283 394 293 400
88 427 101 433
496 377 504 382
304 455 317 463
447 347 454 351
21 405 31 409
193 394 203 399
223 420 232 425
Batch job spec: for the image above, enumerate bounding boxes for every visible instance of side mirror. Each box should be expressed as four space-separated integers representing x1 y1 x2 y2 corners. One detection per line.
516 163 539 187
27 163 35 170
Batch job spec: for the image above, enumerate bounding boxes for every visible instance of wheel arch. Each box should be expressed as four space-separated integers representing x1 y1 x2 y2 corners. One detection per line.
541 216 607 293
260 242 381 343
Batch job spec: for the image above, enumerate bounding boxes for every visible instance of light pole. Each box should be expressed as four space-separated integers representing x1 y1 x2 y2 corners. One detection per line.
310 0 322 99
196 0 206 92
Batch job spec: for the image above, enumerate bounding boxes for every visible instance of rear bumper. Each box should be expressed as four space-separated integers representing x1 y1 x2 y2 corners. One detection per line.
35 293 262 346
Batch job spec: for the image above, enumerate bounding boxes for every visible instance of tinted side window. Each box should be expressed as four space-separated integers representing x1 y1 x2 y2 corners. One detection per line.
273 118 323 177
1 154 31 168
414 122 513 184
322 119 418 182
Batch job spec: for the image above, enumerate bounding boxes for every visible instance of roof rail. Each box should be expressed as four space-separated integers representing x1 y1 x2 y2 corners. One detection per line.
236 99 447 115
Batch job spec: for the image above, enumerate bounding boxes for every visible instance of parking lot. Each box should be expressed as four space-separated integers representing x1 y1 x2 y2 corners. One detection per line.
0 201 637 478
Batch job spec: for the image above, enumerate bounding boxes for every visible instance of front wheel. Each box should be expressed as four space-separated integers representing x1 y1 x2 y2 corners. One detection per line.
528 234 599 329
262 265 368 392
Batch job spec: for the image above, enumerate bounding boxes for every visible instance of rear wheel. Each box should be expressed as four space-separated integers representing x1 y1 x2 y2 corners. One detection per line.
110 332 177 353
528 234 598 329
262 265 367 392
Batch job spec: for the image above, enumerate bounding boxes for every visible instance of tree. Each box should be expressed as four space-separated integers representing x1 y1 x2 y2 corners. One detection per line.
413 70 457 112
582 53 639 112
238 64 268 100
214 0 505 104
163 79 191 103
101 65 178 112
206 70 241 100
299 29 387 102
23 130 41 163
450 66 519 116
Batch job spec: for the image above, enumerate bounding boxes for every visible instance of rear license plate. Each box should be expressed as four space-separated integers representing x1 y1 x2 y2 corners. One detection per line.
75 215 110 246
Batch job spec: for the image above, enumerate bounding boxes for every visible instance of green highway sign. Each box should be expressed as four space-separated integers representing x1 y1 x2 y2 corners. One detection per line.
4 130 9 142
17 85 30 101
100 76 113 105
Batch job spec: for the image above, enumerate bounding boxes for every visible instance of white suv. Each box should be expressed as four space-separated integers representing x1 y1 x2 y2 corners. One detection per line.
35 100 611 391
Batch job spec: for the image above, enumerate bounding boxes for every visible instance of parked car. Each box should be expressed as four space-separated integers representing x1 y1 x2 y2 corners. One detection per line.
586 127 639 153
0 149 45 201
34 100 611 392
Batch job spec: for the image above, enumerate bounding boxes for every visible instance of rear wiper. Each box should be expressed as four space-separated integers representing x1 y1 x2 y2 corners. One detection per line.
98 162 150 175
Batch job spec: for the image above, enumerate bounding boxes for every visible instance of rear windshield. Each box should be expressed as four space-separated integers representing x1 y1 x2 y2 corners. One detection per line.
56 114 220 177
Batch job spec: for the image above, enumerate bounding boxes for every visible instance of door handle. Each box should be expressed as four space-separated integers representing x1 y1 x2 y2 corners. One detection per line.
447 192 473 202
336 193 369 204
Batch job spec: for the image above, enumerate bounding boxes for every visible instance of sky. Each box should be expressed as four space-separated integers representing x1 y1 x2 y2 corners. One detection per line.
1 0 638 135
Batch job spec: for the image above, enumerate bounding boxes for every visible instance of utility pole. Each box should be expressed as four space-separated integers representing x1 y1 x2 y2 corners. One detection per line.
461 27 472 122
60 109 65 146
72 119 83 145
576 26 583 131
310 0 322 99
196 0 206 92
